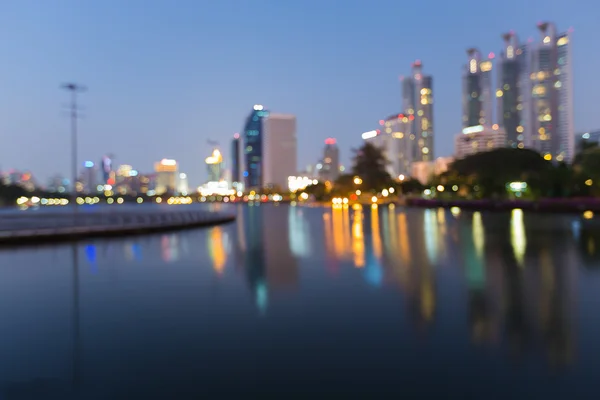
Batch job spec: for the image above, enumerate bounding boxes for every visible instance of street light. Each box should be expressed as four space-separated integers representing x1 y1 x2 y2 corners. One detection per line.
61 83 87 212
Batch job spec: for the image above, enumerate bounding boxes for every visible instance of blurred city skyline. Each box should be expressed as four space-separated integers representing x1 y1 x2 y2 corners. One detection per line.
1 0 598 186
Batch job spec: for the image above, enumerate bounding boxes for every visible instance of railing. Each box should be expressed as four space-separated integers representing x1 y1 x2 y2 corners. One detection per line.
0 210 235 240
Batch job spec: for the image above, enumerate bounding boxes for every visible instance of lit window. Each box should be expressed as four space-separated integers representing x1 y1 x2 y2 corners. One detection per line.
516 126 524 133
539 127 545 134
543 153 552 161
422 147 429 154
470 59 477 73
496 90 503 97
507 46 514 59
557 37 569 46
555 81 562 89
543 36 551 44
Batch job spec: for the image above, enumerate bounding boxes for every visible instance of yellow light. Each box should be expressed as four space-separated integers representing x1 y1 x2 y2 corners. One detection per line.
352 203 362 211
492 124 499 130
355 190 361 195
76 197 84 205
557 37 569 46
382 189 389 197
496 90 503 97
371 196 377 203
342 198 349 204
117 197 124 204
398 174 405 181
107 198 114 204
516 126 524 133
452 185 458 191
437 185 444 192
353 177 362 185
543 153 552 161
584 210 594 220
585 179 593 186
137 197 143 204
517 143 525 149
389 187 395 193
156 197 162 203
451 207 461 217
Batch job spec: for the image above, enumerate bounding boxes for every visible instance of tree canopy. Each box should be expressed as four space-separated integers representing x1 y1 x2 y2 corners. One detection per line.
351 142 394 192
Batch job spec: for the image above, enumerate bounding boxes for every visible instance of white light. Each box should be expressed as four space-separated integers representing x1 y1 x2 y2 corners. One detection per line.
253 104 264 111
362 130 378 140
180 173 187 179
160 159 177 166
462 125 484 135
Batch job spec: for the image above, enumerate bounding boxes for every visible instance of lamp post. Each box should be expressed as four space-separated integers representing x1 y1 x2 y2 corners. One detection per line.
61 83 86 213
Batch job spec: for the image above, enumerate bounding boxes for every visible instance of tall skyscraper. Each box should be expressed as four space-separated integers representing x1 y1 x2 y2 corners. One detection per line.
205 148 223 182
497 32 529 149
242 105 269 189
402 60 434 162
81 161 97 193
231 133 241 190
318 138 340 182
154 159 178 195
528 22 574 162
462 48 494 129
263 113 297 190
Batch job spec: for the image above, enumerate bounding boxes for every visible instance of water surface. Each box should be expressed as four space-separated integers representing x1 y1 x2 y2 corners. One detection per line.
1 204 599 398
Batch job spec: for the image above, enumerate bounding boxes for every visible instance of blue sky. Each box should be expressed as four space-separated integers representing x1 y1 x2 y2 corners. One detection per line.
1 0 598 186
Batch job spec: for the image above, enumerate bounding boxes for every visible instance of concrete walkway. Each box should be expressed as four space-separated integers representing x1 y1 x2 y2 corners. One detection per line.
0 209 236 245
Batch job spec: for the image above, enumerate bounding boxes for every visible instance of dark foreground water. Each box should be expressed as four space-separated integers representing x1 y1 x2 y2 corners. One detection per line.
1 204 600 398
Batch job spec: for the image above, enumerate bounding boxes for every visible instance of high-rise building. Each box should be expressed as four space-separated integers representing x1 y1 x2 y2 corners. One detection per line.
263 113 297 191
178 172 189 195
242 105 269 189
231 133 241 190
497 32 529 149
528 22 574 162
402 60 434 162
205 148 223 182
81 161 97 193
154 159 178 195
377 113 413 177
318 138 340 182
462 48 494 129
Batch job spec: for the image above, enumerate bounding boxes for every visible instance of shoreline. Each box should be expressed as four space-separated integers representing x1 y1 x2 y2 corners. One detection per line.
405 198 600 213
0 210 235 246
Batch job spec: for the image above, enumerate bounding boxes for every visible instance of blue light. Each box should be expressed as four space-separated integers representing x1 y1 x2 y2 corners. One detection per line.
243 171 249 177
84 161 94 168
130 170 139 177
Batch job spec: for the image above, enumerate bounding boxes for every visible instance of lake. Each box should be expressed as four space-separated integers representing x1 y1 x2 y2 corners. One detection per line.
0 203 599 398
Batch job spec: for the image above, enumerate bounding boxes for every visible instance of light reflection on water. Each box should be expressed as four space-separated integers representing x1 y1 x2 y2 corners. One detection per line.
0 204 599 396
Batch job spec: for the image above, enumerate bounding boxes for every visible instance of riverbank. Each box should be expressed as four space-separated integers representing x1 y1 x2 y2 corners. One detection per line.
0 209 235 245
406 198 600 213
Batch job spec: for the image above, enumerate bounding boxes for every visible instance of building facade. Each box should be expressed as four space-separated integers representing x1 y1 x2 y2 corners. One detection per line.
402 60 434 162
455 125 507 159
154 159 178 195
205 148 223 183
528 22 574 162
243 105 269 189
231 133 241 190
263 113 297 190
318 138 340 182
463 49 494 129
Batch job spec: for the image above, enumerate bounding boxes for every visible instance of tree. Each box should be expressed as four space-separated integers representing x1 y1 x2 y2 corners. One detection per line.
351 142 394 193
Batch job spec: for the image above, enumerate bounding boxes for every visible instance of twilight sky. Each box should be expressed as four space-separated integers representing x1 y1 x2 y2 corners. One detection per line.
1 0 598 187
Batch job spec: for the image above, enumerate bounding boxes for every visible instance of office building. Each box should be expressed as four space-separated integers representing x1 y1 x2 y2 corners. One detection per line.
455 125 507 159
263 113 297 190
231 133 242 190
242 105 269 189
463 49 494 128
178 173 189 195
497 32 530 149
154 159 178 195
205 148 223 183
81 161 97 193
402 60 434 162
528 22 574 162
318 138 340 182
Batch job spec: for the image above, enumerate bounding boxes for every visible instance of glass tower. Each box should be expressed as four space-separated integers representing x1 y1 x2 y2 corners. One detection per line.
242 105 269 189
